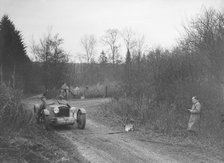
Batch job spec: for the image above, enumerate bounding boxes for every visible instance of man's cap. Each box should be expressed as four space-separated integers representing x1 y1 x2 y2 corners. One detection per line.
40 96 46 100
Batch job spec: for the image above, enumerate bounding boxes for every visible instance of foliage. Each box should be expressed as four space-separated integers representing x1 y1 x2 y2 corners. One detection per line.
0 15 31 89
0 83 33 137
98 9 224 144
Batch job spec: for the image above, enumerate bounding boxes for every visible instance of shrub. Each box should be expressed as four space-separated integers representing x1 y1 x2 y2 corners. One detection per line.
0 83 33 137
104 79 224 141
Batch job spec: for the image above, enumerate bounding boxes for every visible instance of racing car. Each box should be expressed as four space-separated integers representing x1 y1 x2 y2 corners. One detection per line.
34 99 86 130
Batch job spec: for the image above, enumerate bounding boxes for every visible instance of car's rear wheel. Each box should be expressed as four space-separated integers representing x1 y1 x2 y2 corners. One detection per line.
42 115 51 130
77 111 86 129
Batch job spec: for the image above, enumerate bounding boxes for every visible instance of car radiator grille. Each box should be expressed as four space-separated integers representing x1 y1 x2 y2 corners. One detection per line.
57 106 70 117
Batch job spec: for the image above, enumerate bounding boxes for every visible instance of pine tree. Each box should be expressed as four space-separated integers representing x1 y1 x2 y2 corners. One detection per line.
0 15 30 88
99 50 107 65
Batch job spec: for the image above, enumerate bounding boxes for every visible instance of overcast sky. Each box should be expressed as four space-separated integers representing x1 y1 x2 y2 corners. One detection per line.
0 0 223 61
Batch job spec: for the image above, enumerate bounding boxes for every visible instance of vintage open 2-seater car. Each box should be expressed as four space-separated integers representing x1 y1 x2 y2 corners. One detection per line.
34 100 86 130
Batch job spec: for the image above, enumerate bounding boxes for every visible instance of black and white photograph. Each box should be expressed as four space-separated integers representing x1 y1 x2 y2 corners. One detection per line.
0 0 224 162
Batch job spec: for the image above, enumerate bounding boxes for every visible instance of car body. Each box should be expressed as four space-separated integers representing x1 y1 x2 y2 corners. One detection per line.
34 100 86 130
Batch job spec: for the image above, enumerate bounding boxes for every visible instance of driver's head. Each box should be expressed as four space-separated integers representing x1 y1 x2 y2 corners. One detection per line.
40 96 46 101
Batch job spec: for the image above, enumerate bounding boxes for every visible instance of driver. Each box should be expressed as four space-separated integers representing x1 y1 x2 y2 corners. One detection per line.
58 94 68 105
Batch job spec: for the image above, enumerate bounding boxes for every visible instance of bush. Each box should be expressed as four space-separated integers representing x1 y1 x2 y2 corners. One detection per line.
0 83 33 137
104 79 224 142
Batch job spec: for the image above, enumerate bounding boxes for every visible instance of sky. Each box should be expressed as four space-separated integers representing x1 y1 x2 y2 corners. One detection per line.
0 0 223 61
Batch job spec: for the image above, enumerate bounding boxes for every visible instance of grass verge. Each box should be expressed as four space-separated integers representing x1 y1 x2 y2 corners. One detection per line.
92 98 224 159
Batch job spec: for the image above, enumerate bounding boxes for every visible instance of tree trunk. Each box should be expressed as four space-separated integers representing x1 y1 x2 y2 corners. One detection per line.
11 64 16 88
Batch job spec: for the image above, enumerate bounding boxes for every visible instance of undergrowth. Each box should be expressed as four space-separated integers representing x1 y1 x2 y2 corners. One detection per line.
0 83 33 138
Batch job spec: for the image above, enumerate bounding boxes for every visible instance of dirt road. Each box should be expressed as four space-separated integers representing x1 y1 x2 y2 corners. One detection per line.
53 99 174 163
26 98 224 163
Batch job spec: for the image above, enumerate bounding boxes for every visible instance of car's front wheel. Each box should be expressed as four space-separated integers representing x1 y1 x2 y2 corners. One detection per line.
77 111 86 129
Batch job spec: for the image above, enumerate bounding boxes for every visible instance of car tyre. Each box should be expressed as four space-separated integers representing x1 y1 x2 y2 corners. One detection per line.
77 111 86 129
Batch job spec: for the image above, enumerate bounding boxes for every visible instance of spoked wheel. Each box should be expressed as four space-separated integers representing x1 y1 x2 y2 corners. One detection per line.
42 115 51 130
77 111 86 129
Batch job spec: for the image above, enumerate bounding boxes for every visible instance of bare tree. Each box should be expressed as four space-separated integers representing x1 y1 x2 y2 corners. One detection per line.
102 29 120 65
181 8 224 84
135 35 146 67
121 28 137 52
32 31 68 89
81 35 97 63
136 35 145 55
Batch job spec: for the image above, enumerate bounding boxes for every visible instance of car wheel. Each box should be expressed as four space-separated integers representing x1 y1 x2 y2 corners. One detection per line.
42 115 51 130
77 111 86 129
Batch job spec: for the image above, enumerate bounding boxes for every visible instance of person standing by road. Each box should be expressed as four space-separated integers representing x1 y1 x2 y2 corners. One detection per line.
187 96 201 136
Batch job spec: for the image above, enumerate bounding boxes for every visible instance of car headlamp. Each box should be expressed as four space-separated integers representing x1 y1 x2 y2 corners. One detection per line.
53 107 59 114
70 107 76 112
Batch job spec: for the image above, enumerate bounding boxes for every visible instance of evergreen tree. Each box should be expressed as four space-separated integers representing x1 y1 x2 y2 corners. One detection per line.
98 50 107 65
0 15 30 88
